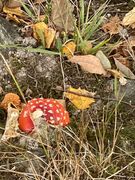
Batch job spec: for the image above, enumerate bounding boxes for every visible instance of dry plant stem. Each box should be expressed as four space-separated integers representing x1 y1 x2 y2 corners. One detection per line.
108 2 127 7
107 159 135 179
0 168 45 179
0 52 26 103
120 30 135 61
100 82 123 175
27 157 40 180
116 145 135 160
55 87 135 107
63 127 97 166
61 128 95 179
60 55 66 99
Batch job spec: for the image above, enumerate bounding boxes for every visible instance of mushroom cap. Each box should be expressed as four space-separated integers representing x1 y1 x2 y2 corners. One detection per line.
0 93 21 110
18 98 70 133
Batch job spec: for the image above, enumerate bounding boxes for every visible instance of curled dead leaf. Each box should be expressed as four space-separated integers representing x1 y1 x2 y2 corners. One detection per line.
45 27 56 48
3 5 26 17
33 22 56 48
62 41 76 59
114 58 135 79
33 22 48 41
96 50 111 69
3 5 27 23
6 13 22 23
112 54 130 68
1 104 20 141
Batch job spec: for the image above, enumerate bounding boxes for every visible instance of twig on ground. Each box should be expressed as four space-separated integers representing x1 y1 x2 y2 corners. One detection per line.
54 86 135 107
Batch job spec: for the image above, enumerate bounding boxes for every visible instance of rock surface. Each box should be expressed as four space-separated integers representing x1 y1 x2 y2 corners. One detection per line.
0 17 60 98
0 17 19 45
107 79 135 105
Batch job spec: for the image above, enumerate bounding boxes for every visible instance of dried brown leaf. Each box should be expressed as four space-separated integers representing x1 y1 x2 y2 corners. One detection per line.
102 16 122 35
70 55 107 75
113 53 130 68
6 0 26 8
122 7 135 28
107 69 127 86
114 58 135 79
1 104 20 141
51 0 75 32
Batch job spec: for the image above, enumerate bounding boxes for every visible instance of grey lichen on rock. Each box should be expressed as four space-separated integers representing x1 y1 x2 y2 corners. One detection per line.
0 17 19 45
107 79 135 105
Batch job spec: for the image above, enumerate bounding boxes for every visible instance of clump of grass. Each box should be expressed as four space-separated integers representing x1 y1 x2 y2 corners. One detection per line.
18 0 109 55
74 0 109 54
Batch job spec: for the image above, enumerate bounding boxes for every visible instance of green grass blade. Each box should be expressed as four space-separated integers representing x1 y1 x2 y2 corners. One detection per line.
19 0 35 20
87 38 110 54
27 47 60 55
0 44 60 56
79 0 85 27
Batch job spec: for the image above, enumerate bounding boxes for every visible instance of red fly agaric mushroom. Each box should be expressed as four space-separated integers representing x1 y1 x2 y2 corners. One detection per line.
18 98 70 133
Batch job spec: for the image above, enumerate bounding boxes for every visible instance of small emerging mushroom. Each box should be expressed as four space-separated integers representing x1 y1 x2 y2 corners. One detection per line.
18 98 70 133
0 93 21 110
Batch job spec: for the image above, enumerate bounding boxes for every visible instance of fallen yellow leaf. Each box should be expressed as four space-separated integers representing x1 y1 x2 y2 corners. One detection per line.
33 22 48 39
45 27 56 48
3 6 26 17
62 41 76 59
33 22 56 48
3 5 27 24
64 87 95 110
33 22 48 47
6 13 21 24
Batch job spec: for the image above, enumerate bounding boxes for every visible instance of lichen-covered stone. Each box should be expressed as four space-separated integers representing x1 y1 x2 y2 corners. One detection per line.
0 17 19 45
